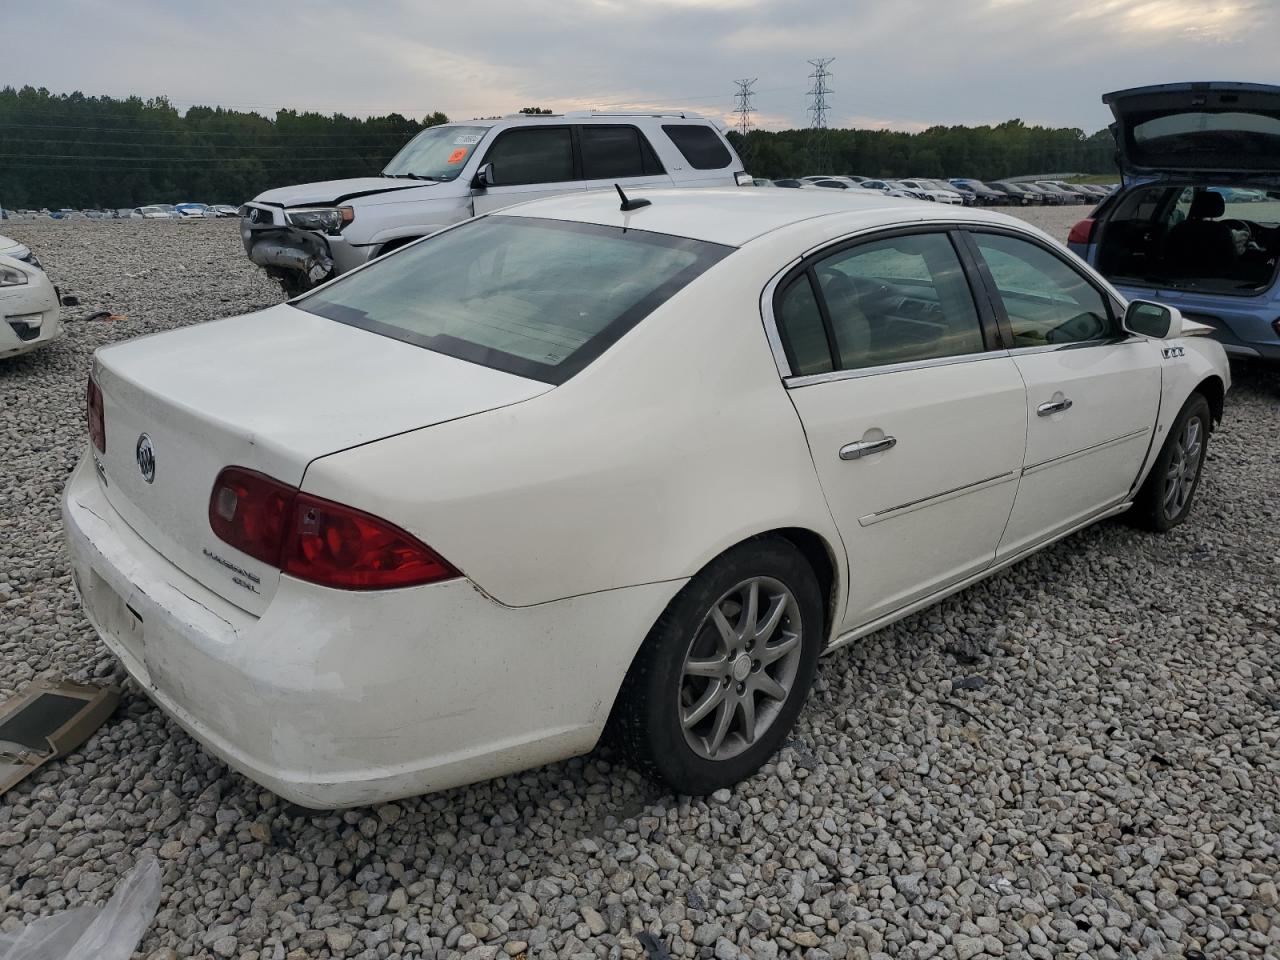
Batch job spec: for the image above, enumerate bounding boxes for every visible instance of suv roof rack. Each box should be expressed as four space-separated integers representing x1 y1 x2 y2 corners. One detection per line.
562 111 704 119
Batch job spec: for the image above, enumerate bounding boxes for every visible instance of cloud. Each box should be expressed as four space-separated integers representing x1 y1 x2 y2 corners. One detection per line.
5 0 1277 132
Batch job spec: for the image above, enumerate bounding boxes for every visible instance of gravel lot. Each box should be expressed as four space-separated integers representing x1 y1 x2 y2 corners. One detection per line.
1 210 1278 960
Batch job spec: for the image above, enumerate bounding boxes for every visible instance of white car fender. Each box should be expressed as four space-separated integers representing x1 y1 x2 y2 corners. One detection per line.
1132 331 1229 493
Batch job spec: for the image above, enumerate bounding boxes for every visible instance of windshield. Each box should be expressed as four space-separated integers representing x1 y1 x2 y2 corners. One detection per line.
297 216 732 384
382 124 491 180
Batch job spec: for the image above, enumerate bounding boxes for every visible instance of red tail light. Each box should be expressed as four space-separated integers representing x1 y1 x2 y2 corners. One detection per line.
208 467 459 590
209 467 295 567
282 494 458 589
1067 218 1096 246
86 372 106 453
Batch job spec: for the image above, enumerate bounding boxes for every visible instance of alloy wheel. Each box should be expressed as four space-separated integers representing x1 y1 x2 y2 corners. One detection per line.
678 576 804 761
1163 415 1204 519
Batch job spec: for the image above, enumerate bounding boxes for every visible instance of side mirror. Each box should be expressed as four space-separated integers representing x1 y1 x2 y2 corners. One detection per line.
472 163 494 190
1123 299 1182 340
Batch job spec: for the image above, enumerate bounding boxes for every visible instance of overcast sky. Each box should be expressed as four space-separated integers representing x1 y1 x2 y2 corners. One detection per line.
6 0 1276 132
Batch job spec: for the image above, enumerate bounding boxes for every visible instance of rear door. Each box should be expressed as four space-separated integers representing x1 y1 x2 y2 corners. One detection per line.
471 125 585 215
1104 82 1280 180
577 125 673 195
775 228 1028 629
962 229 1162 557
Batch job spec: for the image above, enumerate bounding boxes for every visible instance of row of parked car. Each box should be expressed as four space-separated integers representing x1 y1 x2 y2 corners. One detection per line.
1 203 239 221
756 175 1116 206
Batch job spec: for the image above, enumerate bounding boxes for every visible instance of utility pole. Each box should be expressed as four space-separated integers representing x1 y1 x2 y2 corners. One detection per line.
807 57 834 172
732 78 757 137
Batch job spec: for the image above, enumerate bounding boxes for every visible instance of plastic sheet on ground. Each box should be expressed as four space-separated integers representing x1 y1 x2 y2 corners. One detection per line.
0 855 160 960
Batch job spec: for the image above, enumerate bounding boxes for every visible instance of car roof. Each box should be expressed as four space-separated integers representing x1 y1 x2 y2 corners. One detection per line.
497 186 1032 247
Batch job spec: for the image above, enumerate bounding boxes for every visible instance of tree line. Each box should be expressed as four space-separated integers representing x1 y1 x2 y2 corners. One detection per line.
0 87 446 210
0 86 1118 209
727 121 1116 182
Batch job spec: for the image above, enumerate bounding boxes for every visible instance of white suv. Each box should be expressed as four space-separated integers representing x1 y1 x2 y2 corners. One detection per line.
240 112 748 294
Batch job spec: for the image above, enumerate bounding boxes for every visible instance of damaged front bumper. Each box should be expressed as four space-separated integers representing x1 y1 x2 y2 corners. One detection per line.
240 204 372 291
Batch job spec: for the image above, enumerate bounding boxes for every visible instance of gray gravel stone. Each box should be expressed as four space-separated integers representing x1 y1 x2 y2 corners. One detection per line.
0 212 1277 959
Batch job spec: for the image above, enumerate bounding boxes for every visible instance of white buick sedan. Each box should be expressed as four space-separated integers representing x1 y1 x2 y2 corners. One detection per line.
64 188 1229 807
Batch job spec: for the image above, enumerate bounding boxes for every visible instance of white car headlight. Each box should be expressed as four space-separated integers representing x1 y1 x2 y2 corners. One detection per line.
286 206 354 235
0 264 28 286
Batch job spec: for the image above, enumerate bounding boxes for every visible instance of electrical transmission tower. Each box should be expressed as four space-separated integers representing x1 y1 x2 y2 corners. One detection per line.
733 78 757 137
807 57 834 171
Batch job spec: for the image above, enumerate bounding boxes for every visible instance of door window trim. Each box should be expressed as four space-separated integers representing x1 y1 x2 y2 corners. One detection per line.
955 226 1132 354
761 224 1007 386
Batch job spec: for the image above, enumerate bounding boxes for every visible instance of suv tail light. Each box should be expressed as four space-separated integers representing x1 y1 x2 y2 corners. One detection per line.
86 372 106 453
1067 218 1096 246
208 467 459 590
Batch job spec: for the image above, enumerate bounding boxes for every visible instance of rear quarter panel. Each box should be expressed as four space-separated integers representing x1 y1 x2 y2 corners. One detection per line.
299 238 844 611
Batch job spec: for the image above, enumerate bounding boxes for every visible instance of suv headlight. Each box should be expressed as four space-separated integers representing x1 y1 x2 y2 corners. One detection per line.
285 206 354 235
0 264 28 287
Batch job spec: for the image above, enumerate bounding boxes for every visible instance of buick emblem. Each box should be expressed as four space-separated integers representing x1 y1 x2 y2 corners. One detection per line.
135 433 156 484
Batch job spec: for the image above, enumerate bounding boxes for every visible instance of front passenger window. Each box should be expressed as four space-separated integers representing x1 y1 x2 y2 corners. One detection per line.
973 233 1114 347
483 127 574 186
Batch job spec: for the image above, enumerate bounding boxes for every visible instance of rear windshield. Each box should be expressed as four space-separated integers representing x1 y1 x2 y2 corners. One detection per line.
298 216 731 384
1128 111 1280 171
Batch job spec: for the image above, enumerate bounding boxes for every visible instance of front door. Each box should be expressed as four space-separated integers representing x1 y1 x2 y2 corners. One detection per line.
963 230 1163 557
471 126 585 215
774 229 1029 630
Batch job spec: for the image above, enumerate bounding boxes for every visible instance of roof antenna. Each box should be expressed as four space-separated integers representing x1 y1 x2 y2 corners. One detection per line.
616 183 651 212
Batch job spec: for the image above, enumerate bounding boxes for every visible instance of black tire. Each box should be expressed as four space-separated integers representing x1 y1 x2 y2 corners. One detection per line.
610 537 823 794
1129 393 1212 532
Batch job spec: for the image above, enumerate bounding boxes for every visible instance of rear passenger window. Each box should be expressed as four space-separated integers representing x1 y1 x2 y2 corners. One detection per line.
775 275 833 376
662 125 732 170
973 233 1114 347
580 126 665 179
812 233 986 370
484 127 574 186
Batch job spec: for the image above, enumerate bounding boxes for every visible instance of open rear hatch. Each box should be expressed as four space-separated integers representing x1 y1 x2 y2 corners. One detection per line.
1104 81 1280 181
89 305 549 615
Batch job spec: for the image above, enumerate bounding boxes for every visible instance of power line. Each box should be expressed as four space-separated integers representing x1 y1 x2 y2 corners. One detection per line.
732 79 757 137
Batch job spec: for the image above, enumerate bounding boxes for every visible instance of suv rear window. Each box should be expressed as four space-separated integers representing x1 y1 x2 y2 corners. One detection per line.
662 125 732 170
298 216 731 384
580 126 665 179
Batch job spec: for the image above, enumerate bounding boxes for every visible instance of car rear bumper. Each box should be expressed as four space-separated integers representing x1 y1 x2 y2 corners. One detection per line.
62 452 680 807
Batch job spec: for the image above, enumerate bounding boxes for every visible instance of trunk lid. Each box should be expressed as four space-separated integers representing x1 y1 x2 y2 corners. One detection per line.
92 304 549 615
252 177 434 207
1104 82 1280 181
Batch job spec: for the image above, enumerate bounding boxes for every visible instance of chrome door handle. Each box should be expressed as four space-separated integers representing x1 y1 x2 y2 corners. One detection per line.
840 436 897 460
1036 398 1074 417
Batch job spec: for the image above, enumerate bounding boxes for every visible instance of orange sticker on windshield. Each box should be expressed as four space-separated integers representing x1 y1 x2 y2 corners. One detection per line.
447 148 467 164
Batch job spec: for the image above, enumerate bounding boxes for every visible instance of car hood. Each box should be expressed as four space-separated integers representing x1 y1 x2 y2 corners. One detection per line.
1104 81 1280 181
252 177 435 207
